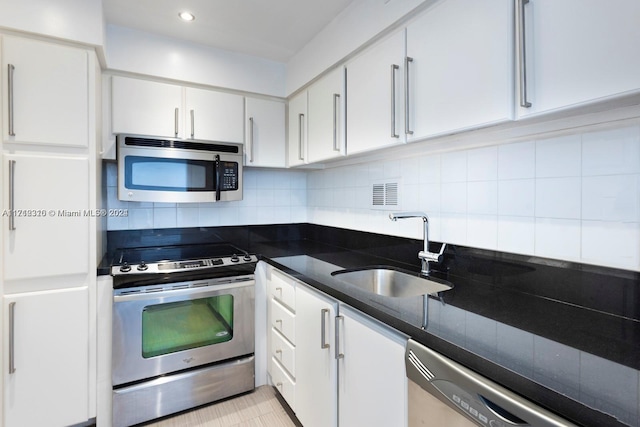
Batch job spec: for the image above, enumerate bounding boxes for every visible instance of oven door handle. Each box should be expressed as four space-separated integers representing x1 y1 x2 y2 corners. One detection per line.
214 154 221 201
113 279 254 303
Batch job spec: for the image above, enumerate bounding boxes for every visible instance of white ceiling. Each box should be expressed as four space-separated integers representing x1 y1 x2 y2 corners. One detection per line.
103 0 355 63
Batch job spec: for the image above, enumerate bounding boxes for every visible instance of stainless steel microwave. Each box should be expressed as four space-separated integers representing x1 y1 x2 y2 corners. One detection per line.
117 134 243 203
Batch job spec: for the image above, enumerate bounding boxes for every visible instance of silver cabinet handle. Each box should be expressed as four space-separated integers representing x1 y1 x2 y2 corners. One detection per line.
391 64 400 138
174 107 179 137
8 64 15 136
518 0 532 108
320 308 330 349
248 117 255 162
8 160 16 231
9 302 16 374
190 109 195 138
335 315 344 359
332 94 340 151
298 113 305 161
404 57 414 135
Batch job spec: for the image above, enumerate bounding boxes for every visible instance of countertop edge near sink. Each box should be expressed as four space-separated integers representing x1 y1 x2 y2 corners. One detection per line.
261 256 623 427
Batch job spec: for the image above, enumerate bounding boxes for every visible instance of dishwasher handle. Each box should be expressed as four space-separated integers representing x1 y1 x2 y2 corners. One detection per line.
405 339 576 427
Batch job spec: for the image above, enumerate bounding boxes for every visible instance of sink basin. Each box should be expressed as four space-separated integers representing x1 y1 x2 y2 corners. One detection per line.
331 267 452 298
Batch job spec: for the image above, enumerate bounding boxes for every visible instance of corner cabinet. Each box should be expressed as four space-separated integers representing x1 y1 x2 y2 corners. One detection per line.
405 0 513 140
264 264 408 427
245 98 286 167
516 0 640 117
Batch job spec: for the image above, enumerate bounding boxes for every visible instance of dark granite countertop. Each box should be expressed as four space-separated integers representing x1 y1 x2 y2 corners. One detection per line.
99 224 640 427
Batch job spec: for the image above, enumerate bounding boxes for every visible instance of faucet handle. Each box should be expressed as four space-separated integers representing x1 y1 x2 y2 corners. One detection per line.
418 243 447 264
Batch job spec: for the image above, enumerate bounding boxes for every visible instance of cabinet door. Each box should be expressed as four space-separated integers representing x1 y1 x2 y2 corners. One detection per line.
307 67 345 163
295 285 337 427
2 36 89 147
287 91 307 167
4 287 89 427
517 0 640 117
111 76 182 138
246 98 286 167
185 87 244 142
406 0 513 139
346 30 406 155
3 153 89 282
339 306 408 427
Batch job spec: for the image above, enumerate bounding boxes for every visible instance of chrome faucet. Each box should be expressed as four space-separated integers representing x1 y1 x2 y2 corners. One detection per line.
389 212 446 276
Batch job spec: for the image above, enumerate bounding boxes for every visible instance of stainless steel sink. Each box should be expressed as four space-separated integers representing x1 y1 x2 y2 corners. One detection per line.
331 267 452 298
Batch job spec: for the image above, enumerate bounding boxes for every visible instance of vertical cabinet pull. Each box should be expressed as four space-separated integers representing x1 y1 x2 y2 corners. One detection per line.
518 0 532 108
335 315 344 359
320 308 330 349
8 160 16 231
404 57 414 135
248 117 255 162
8 64 15 136
174 108 179 137
298 113 305 161
190 109 195 138
9 302 16 374
332 94 340 151
390 64 400 138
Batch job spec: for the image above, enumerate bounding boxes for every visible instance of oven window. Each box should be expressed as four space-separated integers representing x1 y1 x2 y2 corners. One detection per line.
141 295 234 358
125 156 214 192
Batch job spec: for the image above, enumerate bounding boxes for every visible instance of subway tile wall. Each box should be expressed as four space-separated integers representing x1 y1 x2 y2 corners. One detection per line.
307 124 640 271
105 164 307 229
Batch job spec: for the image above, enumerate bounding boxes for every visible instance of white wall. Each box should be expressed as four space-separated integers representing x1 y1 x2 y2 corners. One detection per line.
285 0 429 95
105 163 307 230
0 0 104 46
308 123 640 271
105 25 287 97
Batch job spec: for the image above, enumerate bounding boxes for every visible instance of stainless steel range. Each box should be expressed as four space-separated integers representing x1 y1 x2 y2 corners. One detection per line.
111 244 257 427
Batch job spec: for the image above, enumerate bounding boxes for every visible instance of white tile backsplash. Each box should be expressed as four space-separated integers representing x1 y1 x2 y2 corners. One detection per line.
105 123 640 271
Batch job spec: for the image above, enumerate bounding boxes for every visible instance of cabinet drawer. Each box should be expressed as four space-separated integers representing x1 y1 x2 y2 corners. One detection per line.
270 357 295 411
271 299 295 344
269 271 296 311
270 327 295 377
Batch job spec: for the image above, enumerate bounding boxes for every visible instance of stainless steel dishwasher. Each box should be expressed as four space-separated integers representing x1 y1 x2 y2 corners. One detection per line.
406 339 576 427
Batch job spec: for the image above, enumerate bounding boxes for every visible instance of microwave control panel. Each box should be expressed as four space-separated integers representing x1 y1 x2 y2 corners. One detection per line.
220 162 239 191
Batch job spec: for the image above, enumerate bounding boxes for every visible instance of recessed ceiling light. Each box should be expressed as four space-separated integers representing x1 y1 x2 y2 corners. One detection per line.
178 11 195 22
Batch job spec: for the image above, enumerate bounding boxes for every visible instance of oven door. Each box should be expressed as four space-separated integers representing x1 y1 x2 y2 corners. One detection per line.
112 278 254 386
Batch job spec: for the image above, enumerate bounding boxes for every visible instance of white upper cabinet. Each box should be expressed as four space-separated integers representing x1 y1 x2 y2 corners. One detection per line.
516 0 640 117
287 91 307 167
2 36 89 147
111 76 244 142
111 76 182 138
307 67 346 163
346 30 406 155
245 98 286 168
406 0 513 140
184 87 244 142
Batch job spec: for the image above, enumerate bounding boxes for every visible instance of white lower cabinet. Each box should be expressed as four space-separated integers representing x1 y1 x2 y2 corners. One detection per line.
3 287 89 427
266 265 408 427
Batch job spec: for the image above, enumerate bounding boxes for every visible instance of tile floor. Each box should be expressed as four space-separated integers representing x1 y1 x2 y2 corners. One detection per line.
145 386 299 427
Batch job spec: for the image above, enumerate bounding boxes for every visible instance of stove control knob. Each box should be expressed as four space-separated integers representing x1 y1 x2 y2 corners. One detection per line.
119 263 131 273
230 254 240 263
243 254 252 262
137 261 148 271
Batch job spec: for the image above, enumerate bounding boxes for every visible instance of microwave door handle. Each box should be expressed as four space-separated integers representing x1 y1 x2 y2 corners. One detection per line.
214 154 221 201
